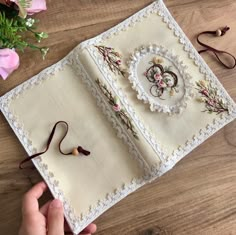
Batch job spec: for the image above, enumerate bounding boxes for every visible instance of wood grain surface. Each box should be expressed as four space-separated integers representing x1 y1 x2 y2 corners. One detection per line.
0 0 236 234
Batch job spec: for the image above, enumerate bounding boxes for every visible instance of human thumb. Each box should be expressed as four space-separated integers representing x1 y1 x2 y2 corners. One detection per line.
48 199 64 235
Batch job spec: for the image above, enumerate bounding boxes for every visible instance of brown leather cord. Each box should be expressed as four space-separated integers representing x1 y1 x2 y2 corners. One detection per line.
197 26 236 69
19 121 90 169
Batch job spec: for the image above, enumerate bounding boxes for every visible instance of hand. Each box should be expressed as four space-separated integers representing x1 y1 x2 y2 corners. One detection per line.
19 181 97 235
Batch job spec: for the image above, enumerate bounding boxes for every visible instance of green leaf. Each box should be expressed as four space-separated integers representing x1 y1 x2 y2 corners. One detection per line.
0 10 49 58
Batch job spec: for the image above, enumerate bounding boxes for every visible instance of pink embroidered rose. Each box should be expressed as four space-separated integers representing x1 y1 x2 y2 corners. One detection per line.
201 89 209 96
158 80 167 88
207 99 216 106
154 73 162 81
10 0 47 16
0 48 20 80
113 104 121 112
116 60 121 65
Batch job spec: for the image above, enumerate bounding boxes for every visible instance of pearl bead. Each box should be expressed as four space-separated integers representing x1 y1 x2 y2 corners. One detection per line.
216 29 222 37
72 148 79 156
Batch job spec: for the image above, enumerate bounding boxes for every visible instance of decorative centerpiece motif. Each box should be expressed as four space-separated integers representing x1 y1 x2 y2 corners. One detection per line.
144 57 178 98
95 45 125 77
196 80 228 114
127 45 194 114
96 79 139 139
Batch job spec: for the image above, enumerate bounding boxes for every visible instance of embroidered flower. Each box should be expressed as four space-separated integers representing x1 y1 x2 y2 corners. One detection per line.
166 79 174 87
196 97 205 103
196 80 228 114
113 104 121 112
169 89 175 96
199 79 207 87
114 52 121 57
116 60 121 65
154 73 162 81
96 79 139 140
114 96 119 105
144 59 178 98
206 99 215 106
158 80 167 88
0 48 20 80
153 57 163 64
201 89 208 96
95 45 125 77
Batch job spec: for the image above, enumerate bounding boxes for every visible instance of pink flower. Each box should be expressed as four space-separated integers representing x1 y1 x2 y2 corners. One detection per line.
27 0 47 15
113 104 121 112
11 0 47 16
207 99 215 106
201 89 208 96
158 80 167 88
154 73 162 81
0 49 20 80
116 60 121 65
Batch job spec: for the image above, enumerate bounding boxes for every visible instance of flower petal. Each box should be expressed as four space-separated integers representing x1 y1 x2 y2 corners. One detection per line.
26 0 47 14
0 68 9 80
0 49 20 80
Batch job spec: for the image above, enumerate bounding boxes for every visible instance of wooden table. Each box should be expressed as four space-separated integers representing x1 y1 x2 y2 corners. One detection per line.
0 0 236 234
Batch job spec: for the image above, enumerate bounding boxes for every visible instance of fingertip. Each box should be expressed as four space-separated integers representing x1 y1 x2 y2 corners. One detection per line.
39 181 47 189
82 223 97 233
90 224 97 233
48 199 64 235
50 199 63 209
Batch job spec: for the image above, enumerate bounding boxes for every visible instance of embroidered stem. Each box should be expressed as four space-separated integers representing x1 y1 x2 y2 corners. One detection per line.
96 79 139 140
95 45 126 77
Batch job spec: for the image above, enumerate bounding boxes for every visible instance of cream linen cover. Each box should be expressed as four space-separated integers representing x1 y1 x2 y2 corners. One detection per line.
0 1 235 234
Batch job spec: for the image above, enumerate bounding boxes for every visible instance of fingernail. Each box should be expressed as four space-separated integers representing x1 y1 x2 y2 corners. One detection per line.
50 199 62 208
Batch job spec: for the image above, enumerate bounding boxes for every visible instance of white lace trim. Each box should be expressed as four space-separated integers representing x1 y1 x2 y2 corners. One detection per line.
0 0 236 234
72 49 150 174
87 45 167 163
127 44 194 114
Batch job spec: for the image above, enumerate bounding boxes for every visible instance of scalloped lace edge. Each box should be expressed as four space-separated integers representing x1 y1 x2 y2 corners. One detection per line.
0 0 236 234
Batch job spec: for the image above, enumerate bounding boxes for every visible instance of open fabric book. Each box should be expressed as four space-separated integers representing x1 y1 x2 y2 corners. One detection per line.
1 1 236 234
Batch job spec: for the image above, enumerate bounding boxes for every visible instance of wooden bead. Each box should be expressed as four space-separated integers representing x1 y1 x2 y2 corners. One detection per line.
72 148 79 156
216 29 222 37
